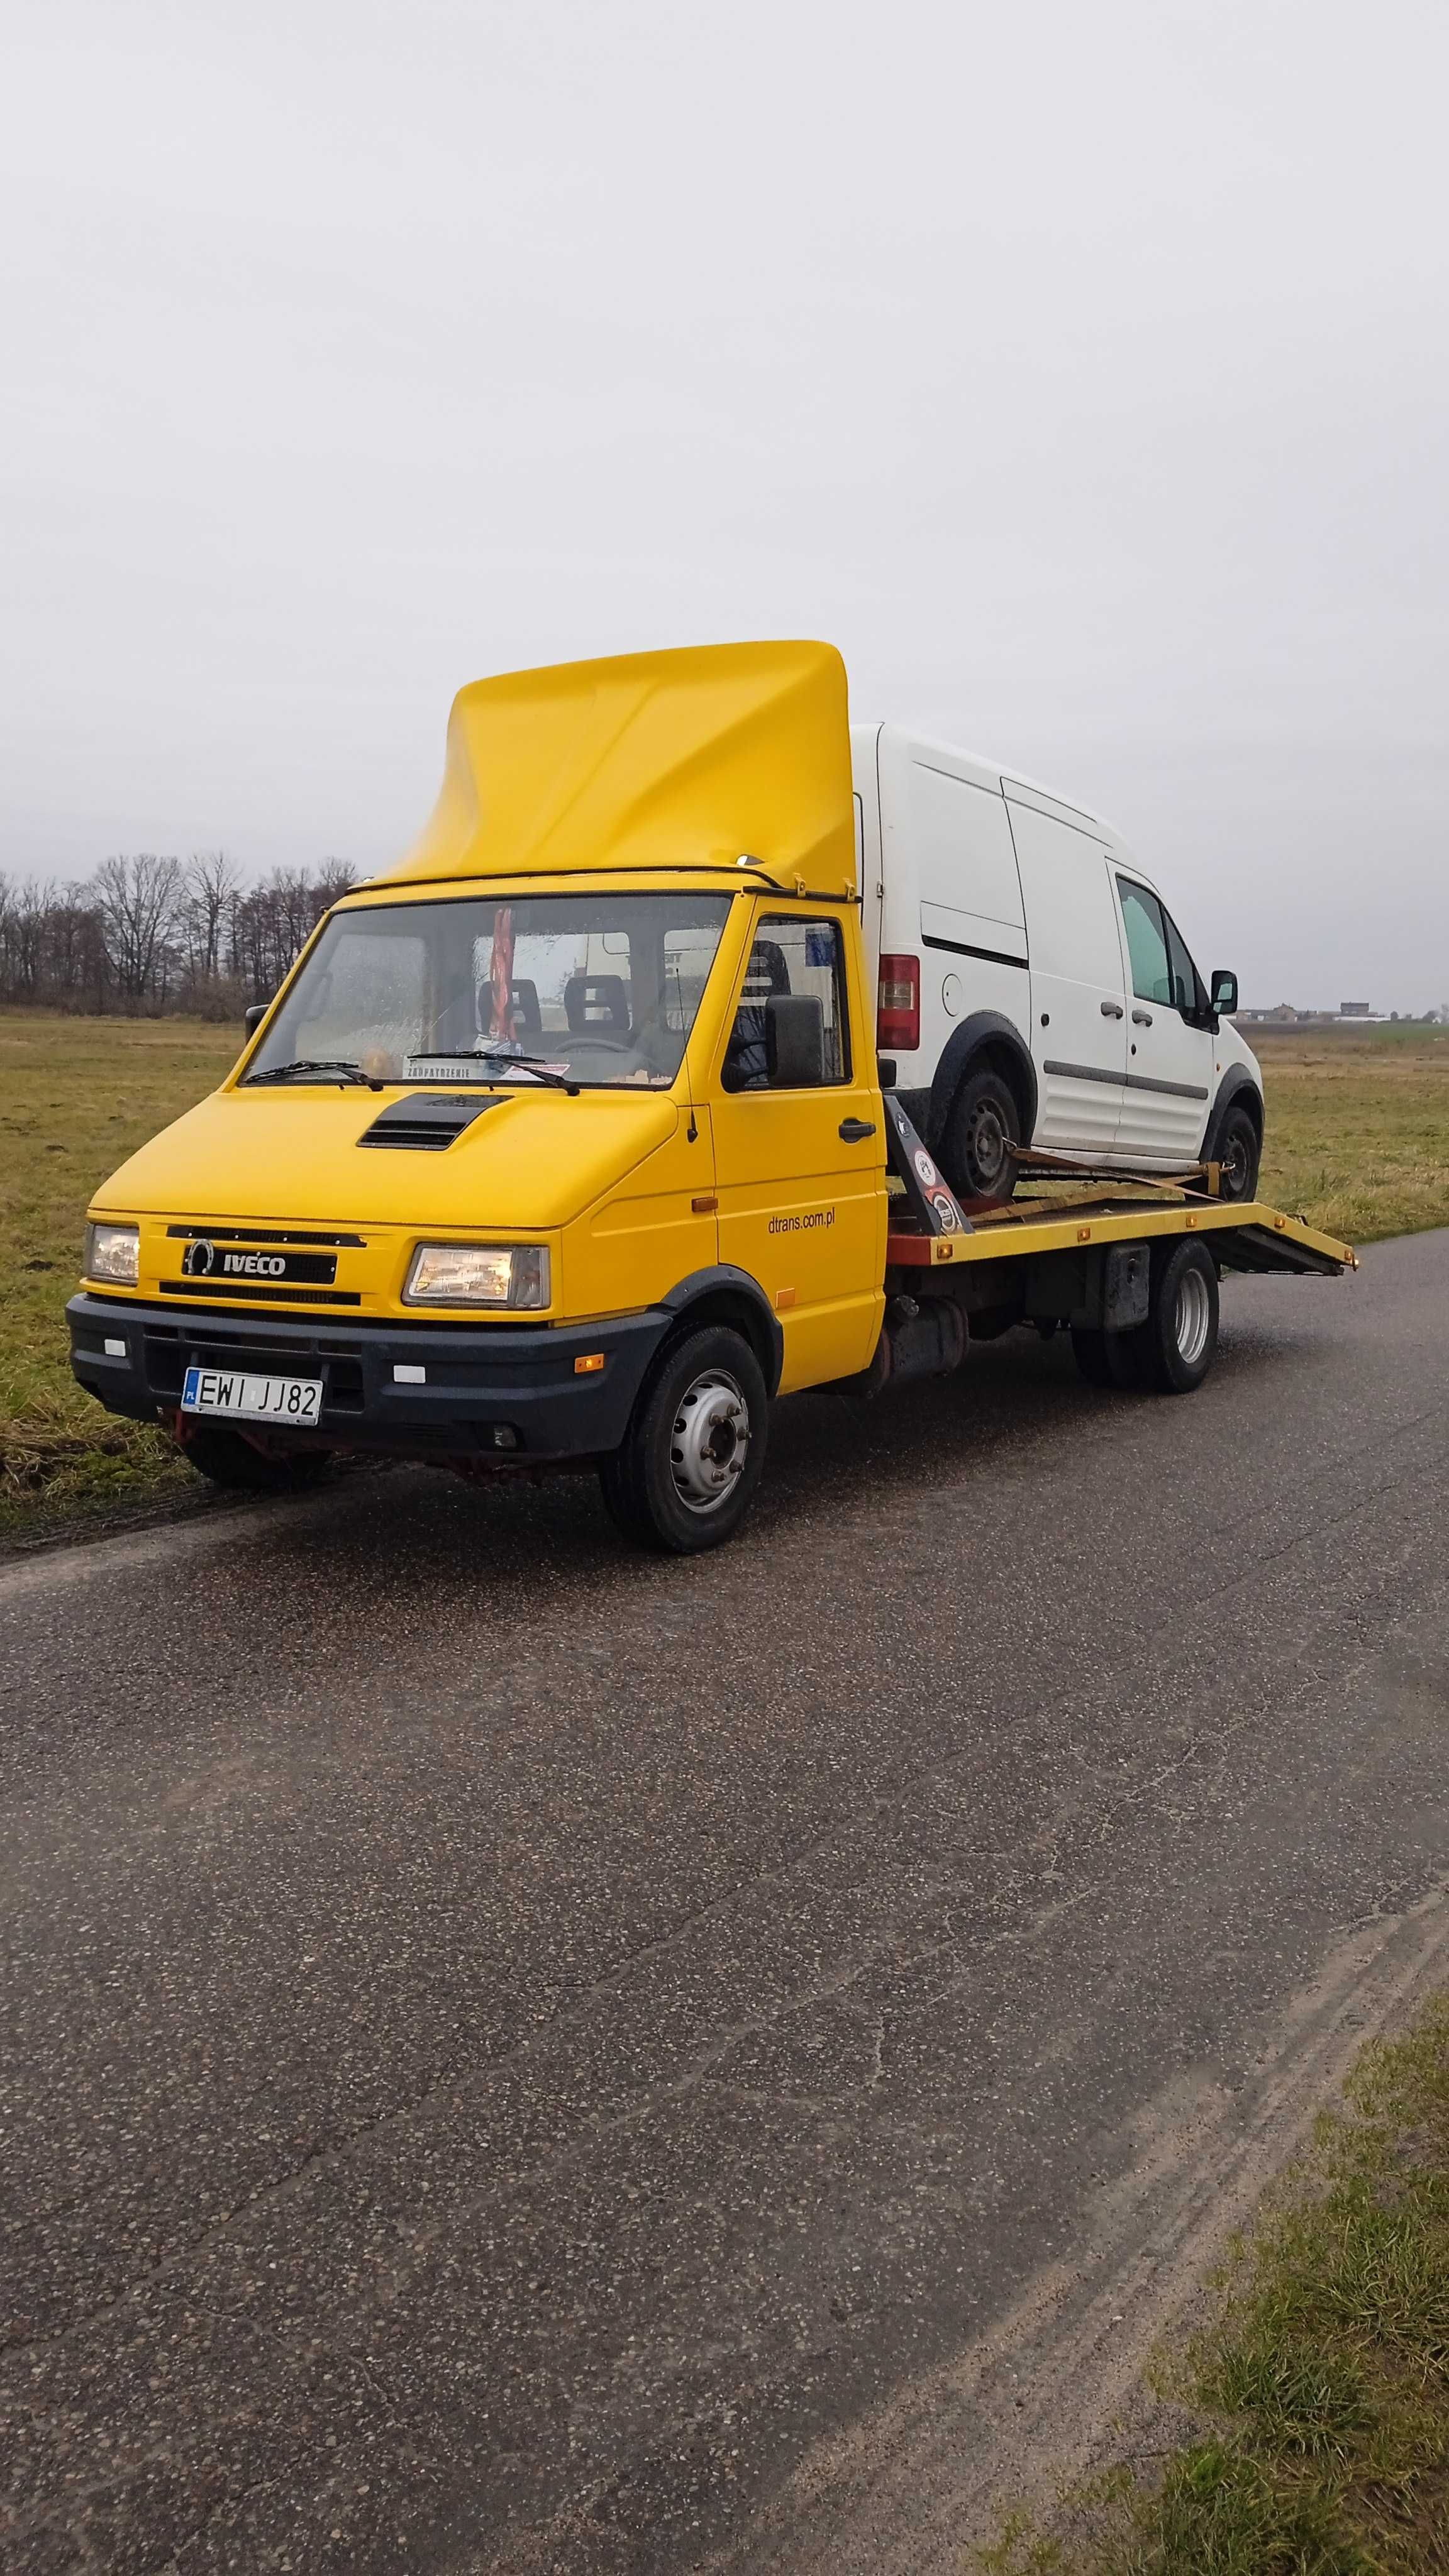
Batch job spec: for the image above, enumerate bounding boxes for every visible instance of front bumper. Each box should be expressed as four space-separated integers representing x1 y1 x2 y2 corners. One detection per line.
66 1292 667 1463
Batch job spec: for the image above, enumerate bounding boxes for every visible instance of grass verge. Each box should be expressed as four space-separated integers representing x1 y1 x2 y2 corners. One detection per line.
979 1990 1449 2573
1 1011 238 1534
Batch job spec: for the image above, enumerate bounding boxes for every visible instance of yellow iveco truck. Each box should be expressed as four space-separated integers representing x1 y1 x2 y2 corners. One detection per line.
68 643 1353 1552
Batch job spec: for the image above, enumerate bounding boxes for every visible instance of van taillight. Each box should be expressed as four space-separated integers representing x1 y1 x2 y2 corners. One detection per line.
877 954 920 1053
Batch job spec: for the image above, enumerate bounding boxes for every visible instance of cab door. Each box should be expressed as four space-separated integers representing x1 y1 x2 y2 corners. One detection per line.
1112 875 1215 1161
710 908 886 1394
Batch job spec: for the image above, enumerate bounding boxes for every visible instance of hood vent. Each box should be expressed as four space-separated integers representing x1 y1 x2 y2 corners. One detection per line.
358 1092 510 1152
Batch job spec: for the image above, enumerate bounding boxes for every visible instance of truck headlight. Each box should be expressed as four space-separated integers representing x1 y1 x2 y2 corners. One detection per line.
404 1243 550 1309
84 1222 140 1285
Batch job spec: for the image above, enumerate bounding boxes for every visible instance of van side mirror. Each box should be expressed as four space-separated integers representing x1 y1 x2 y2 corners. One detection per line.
766 993 826 1087
1209 969 1237 1016
243 1001 270 1036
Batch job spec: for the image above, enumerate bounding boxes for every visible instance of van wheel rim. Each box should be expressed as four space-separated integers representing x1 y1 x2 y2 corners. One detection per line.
669 1371 750 1513
967 1102 1009 1187
1174 1270 1212 1367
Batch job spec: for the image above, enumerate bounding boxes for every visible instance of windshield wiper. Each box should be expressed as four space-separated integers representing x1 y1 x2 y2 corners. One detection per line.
412 1048 580 1097
247 1059 384 1091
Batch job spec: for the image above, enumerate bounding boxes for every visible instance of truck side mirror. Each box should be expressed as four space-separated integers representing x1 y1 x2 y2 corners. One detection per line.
243 1001 270 1036
1209 969 1237 1016
766 993 826 1087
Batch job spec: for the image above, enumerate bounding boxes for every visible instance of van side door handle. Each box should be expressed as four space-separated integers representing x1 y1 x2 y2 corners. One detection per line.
1132 1007 1153 1026
838 1118 877 1142
1100 999 1124 1018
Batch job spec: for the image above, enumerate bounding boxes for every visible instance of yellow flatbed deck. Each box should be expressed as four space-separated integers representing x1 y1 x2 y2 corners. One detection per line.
887 1190 1355 1280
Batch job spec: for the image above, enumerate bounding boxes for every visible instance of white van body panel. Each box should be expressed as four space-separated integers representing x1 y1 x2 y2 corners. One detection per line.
1004 795 1127 1150
850 723 1262 1172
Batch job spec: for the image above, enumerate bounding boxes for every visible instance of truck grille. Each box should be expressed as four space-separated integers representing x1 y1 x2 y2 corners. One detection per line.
143 1323 366 1411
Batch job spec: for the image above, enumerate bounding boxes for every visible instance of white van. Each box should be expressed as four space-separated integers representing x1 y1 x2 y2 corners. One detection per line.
853 725 1264 1202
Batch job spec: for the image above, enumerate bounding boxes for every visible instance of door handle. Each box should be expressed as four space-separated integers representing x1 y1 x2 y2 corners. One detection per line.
1132 1008 1153 1026
838 1118 877 1142
1101 999 1124 1018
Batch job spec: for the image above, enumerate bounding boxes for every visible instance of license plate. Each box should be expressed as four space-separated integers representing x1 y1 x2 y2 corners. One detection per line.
181 1365 323 1425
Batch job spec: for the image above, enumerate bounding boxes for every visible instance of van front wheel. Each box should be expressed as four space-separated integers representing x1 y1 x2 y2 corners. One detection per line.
941 1067 1020 1202
1213 1103 1261 1202
599 1326 767 1553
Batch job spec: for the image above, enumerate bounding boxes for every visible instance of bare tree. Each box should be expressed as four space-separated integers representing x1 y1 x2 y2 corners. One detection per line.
181 850 244 985
0 857 353 1015
94 855 184 1007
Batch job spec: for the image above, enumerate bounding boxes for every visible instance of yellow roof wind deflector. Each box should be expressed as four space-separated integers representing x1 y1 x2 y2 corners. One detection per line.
371 639 857 896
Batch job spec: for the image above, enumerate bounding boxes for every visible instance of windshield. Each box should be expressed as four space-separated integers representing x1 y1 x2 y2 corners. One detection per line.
245 892 734 1090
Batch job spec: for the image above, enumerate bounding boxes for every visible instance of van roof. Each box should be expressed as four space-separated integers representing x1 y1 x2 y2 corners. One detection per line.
855 720 1128 852
370 639 857 894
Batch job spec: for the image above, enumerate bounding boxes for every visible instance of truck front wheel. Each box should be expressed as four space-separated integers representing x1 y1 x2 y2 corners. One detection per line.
599 1326 767 1553
177 1421 335 1493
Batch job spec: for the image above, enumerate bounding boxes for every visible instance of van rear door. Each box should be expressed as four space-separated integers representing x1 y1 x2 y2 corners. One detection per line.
1007 795 1128 1152
877 731 1028 1089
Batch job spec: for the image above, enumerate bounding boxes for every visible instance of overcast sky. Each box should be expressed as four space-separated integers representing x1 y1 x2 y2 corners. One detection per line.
3 0 1446 1008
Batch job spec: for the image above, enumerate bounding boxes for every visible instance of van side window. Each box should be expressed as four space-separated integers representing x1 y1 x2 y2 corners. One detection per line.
721 916 848 1092
1116 879 1174 1007
1161 906 1206 1018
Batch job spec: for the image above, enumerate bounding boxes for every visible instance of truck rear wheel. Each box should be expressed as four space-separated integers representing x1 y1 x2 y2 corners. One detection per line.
599 1326 767 1554
1070 1324 1147 1390
1138 1238 1219 1392
178 1421 335 1494
1070 1239 1219 1394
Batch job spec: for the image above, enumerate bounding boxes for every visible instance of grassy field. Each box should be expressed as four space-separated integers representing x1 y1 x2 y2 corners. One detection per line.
4 1011 1449 1530
1 1012 240 1528
1255 1026 1449 1248
982 1990 1449 2574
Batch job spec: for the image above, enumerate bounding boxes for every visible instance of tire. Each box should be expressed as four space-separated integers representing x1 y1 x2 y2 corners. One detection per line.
179 1422 335 1494
1136 1238 1219 1394
940 1065 1021 1202
599 1325 767 1554
1213 1101 1261 1202
1070 1324 1148 1390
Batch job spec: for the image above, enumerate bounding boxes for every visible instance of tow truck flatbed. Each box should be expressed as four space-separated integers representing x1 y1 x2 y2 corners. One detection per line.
887 1191 1355 1280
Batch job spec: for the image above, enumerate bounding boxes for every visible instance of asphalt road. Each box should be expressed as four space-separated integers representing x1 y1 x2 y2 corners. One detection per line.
4 1231 1449 2573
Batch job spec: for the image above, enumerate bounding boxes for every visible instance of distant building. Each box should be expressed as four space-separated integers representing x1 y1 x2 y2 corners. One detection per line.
1238 1001 1389 1028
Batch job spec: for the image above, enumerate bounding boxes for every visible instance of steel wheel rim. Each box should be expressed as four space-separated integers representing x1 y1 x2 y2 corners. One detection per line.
968 1102 1009 1187
1174 1268 1211 1367
669 1370 750 1514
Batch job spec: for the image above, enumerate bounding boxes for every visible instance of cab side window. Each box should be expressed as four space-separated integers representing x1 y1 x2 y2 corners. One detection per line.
1162 906 1206 1018
1116 879 1173 1007
721 916 849 1092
